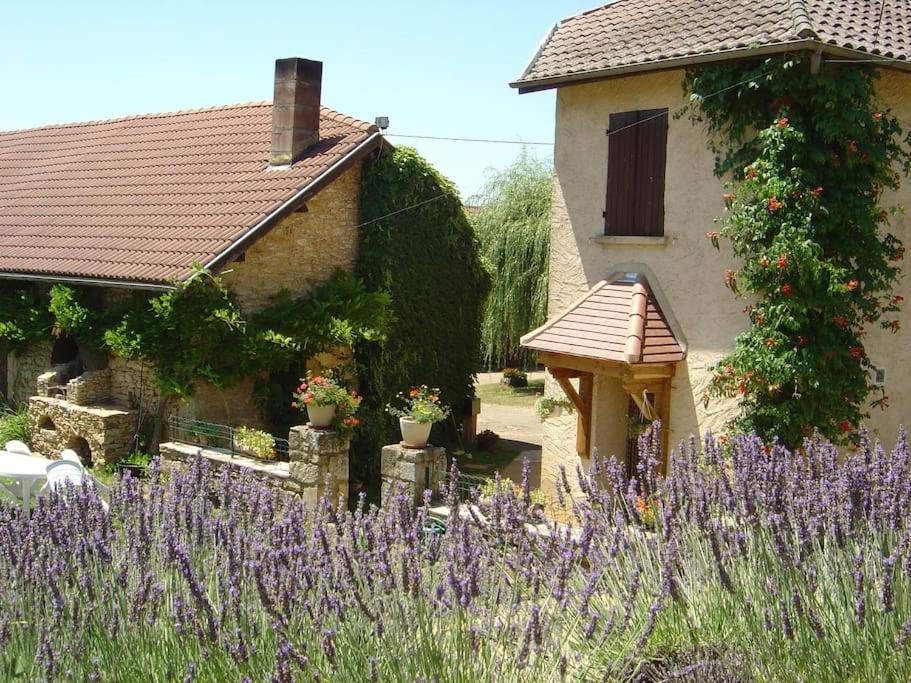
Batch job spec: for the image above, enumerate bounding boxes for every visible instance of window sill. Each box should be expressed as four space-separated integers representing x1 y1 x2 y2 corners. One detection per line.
591 235 668 247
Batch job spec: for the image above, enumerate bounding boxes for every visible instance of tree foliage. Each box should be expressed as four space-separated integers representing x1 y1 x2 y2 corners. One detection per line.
0 285 52 354
472 150 551 368
355 145 489 490
685 55 911 445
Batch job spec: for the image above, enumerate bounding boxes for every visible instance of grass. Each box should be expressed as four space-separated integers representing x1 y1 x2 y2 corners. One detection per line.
0 403 30 448
474 379 544 407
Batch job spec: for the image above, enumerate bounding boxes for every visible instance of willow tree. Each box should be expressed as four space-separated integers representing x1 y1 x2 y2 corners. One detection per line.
473 151 551 368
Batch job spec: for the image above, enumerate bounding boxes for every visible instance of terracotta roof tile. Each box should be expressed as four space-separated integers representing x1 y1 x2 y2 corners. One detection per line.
0 103 378 285
514 0 911 89
521 275 685 364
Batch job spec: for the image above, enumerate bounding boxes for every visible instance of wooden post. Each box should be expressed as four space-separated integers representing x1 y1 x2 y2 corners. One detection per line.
577 374 593 457
551 369 593 457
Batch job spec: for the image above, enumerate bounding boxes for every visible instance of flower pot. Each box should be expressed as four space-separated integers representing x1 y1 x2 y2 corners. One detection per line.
116 462 147 479
307 404 336 429
400 417 432 448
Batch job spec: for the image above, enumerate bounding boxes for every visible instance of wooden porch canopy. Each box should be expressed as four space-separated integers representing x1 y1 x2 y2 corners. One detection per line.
521 273 685 457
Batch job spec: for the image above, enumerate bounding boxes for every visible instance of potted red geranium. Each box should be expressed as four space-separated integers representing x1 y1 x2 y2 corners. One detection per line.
292 371 361 433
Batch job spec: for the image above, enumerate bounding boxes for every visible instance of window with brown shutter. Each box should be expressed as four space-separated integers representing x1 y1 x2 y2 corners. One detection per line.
604 108 668 237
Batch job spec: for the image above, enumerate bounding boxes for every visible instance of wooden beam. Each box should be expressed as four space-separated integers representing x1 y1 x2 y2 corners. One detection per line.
577 373 593 457
554 376 585 413
658 377 672 476
548 367 585 379
553 373 593 457
539 351 625 377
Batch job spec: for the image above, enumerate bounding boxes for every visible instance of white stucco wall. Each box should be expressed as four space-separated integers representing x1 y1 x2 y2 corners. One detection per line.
543 66 911 477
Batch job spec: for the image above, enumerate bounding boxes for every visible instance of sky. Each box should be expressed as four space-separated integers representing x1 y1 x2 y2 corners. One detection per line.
0 0 597 198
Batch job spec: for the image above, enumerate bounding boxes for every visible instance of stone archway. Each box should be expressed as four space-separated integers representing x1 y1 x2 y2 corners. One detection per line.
67 436 92 467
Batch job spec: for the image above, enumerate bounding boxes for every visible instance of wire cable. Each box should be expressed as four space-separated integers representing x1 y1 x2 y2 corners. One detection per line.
386 134 553 146
354 193 449 229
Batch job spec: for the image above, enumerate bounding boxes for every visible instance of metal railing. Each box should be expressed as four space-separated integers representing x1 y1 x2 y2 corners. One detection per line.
442 471 491 503
167 415 290 462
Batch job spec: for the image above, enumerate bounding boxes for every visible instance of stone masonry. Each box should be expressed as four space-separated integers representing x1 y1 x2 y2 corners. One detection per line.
288 425 350 507
381 443 446 507
28 396 136 466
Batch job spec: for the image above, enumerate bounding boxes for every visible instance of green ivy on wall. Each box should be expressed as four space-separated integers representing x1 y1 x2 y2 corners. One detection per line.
354 145 489 490
685 55 911 446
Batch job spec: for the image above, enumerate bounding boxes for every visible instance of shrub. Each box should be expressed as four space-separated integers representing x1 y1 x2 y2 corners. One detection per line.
475 428 500 450
500 368 528 388
2 426 910 681
0 403 30 448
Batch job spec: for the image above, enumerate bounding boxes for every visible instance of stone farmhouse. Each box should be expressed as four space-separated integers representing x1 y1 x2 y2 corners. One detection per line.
0 58 382 465
514 1 911 480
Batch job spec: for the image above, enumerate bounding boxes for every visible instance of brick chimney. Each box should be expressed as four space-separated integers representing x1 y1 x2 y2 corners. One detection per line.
270 58 322 166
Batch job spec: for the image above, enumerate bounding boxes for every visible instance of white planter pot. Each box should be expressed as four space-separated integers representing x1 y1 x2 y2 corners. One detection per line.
307 404 336 429
400 417 432 448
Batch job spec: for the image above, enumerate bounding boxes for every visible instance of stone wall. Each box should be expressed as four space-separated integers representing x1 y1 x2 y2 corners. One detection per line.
221 162 362 313
67 368 111 406
7 341 53 404
28 396 137 466
159 441 302 495
381 443 446 507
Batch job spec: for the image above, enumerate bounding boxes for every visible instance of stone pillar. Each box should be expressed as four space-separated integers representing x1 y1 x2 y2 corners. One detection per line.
381 443 446 507
288 425 349 507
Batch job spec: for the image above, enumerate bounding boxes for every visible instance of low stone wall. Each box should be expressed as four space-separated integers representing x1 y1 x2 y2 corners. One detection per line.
28 396 137 466
381 443 446 507
159 442 301 494
160 425 350 505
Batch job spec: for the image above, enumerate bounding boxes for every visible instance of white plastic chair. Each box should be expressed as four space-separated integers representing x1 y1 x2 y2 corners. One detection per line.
59 449 82 464
4 440 31 455
45 459 86 491
43 459 109 511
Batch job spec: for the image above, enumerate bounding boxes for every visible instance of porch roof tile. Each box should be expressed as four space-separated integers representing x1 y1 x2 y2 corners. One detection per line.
521 275 685 364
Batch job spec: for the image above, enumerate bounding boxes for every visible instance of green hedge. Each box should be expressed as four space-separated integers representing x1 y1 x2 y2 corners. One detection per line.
353 146 489 493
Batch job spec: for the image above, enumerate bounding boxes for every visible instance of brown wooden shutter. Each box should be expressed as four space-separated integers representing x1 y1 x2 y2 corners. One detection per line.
604 111 639 236
635 109 668 236
604 108 668 236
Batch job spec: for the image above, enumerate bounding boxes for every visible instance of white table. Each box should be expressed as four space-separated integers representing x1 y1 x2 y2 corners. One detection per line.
0 451 52 517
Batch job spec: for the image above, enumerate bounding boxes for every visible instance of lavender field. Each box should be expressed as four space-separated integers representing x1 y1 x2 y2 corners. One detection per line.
1 428 910 681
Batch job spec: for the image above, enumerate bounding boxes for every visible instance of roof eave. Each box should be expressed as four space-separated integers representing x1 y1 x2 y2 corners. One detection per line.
0 271 176 291
199 130 384 279
511 40 911 93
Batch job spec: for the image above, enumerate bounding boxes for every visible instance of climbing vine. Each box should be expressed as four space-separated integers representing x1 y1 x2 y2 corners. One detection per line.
0 285 52 353
686 55 911 445
355 145 489 490
0 268 389 445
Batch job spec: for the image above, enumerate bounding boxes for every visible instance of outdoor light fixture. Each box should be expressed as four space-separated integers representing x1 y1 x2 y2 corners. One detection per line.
374 116 390 131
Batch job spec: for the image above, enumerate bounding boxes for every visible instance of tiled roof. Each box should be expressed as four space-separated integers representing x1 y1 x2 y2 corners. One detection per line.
521 275 684 364
514 0 911 90
0 103 379 285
